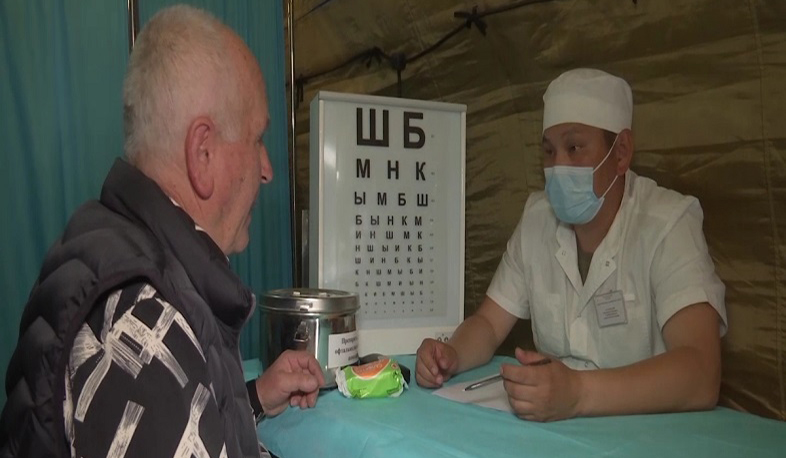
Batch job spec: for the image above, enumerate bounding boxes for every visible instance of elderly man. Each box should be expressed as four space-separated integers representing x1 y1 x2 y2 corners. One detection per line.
0 5 322 458
416 68 727 421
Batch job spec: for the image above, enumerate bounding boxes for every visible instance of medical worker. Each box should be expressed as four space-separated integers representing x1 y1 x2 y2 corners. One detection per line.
416 68 727 422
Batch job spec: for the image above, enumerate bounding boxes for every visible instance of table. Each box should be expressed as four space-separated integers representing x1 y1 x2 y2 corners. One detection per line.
243 355 786 458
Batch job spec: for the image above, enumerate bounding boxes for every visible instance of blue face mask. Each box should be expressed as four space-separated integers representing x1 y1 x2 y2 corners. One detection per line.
544 135 619 225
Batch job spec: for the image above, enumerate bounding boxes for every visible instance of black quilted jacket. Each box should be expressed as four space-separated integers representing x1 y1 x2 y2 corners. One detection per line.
0 159 261 458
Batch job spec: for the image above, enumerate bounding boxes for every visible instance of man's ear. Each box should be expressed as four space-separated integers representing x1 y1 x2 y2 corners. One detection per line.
615 128 634 174
185 116 215 200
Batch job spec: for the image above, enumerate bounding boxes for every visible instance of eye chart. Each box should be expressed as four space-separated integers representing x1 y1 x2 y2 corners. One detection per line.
309 91 466 356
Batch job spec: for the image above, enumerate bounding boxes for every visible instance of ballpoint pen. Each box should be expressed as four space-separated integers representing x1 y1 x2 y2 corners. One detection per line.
463 358 552 391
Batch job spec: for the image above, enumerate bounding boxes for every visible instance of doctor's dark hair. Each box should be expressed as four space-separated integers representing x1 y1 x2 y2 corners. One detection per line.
539 127 622 156
603 130 618 150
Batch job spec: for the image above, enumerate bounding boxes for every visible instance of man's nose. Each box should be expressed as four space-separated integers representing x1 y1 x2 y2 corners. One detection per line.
260 149 273 184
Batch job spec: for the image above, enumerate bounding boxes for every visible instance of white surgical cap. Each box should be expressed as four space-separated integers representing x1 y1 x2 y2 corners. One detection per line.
542 68 633 134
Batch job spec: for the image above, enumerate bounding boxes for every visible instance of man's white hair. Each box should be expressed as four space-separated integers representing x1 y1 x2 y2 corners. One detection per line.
123 5 245 163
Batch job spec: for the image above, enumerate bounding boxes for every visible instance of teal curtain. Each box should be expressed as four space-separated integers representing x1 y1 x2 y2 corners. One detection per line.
0 1 291 409
0 0 128 410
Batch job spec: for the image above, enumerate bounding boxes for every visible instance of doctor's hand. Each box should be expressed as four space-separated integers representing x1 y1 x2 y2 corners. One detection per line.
501 348 583 422
255 350 325 417
416 338 459 388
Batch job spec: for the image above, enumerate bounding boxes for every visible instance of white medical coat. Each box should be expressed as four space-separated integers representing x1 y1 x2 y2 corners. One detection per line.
487 171 727 370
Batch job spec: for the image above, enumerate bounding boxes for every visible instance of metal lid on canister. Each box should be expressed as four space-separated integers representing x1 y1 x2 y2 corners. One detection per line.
260 288 359 314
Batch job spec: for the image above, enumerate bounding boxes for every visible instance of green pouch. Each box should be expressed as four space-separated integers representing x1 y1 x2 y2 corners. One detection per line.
336 358 407 399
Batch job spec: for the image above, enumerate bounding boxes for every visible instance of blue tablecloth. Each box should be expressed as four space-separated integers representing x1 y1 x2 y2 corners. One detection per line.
243 355 786 458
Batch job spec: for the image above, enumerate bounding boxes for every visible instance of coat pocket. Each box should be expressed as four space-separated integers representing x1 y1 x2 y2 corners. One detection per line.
530 291 568 357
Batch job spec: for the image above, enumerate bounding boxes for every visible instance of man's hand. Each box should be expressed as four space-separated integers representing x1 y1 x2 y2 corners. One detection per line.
255 350 325 417
415 338 460 388
501 348 583 422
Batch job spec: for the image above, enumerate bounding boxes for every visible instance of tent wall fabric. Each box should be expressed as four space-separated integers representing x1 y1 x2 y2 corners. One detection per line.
289 0 786 420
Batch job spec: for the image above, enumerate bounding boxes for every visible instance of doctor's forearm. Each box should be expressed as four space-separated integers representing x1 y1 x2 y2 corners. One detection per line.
576 346 720 417
448 314 500 373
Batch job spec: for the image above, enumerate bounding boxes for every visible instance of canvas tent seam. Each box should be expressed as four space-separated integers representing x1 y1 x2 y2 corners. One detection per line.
745 0 784 419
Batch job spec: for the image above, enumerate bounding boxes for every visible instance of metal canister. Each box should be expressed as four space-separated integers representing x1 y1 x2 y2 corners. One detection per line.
259 288 359 388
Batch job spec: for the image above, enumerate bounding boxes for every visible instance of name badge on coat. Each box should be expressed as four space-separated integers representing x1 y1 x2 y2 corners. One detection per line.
593 290 627 327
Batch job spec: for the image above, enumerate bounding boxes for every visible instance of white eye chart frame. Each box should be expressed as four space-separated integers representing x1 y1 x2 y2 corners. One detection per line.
309 91 466 356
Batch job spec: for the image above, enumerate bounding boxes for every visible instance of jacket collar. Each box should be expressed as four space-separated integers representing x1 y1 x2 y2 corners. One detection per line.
99 158 254 330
